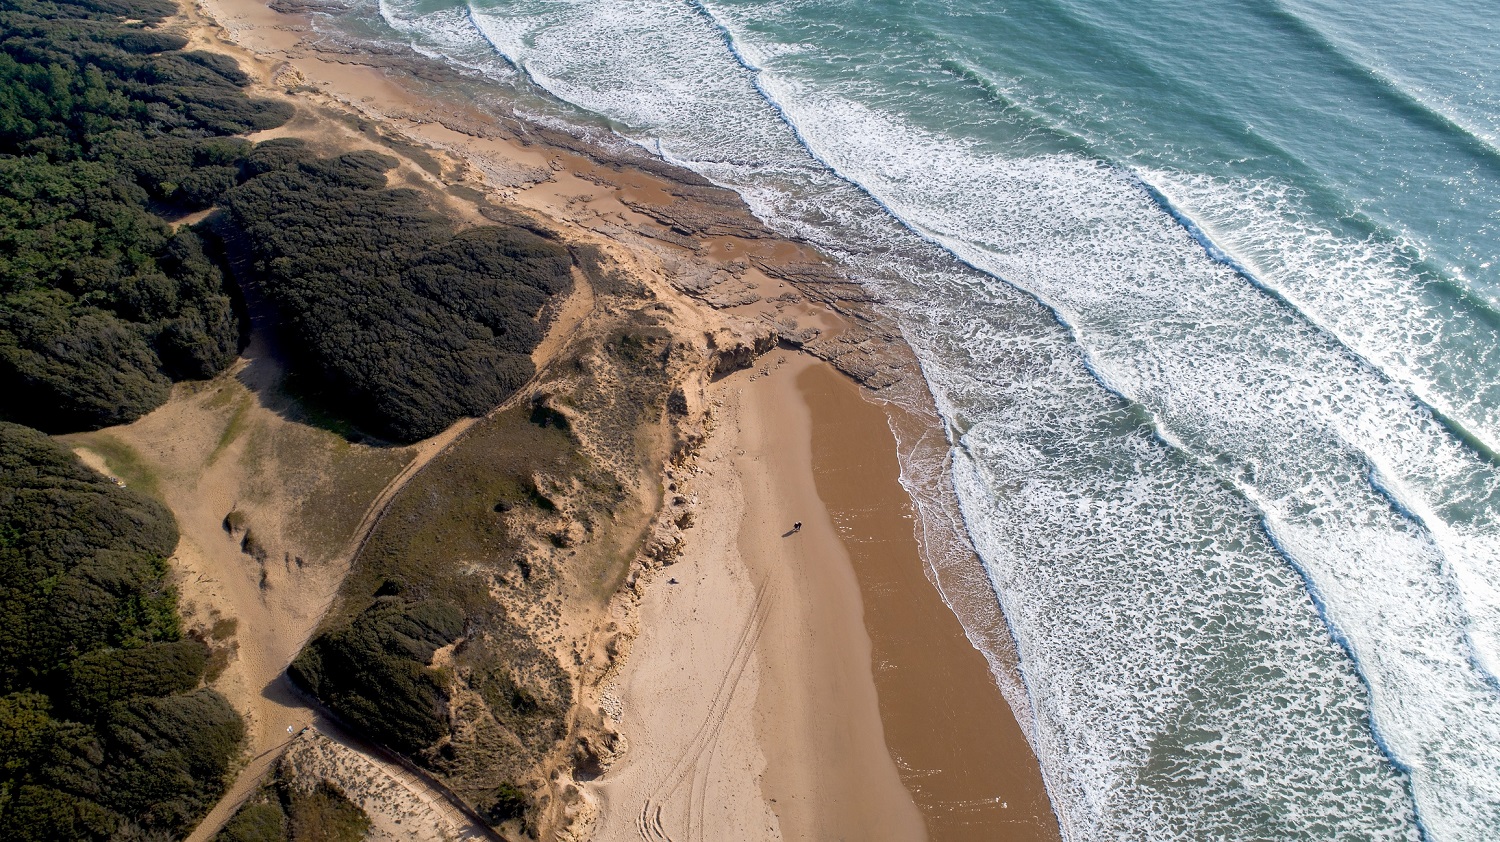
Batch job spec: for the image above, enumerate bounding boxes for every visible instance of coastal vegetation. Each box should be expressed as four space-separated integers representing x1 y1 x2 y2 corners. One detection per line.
2 0 572 442
0 0 579 836
288 595 465 754
289 404 586 823
0 423 243 840
215 140 573 443
0 0 290 431
285 273 704 833
1 0 676 837
215 764 370 842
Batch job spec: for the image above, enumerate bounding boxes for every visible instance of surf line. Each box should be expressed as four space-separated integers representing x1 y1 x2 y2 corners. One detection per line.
435 4 1449 835
672 8 1460 833
1263 0 1500 166
674 6 1440 836
1133 172 1500 463
1137 171 1500 684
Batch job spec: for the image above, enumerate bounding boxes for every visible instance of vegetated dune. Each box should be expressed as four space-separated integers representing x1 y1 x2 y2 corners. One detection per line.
213 139 575 443
0 423 244 841
0 0 585 838
4 0 921 839
0 0 291 432
285 252 733 837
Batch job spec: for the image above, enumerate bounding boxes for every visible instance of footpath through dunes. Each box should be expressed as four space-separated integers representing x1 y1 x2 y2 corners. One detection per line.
51 76 599 839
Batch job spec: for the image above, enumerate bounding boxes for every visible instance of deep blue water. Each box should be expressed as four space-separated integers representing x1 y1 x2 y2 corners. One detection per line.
348 0 1500 837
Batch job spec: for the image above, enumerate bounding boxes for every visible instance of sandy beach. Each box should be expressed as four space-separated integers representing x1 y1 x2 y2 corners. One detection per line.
592 350 1058 841
148 0 1066 837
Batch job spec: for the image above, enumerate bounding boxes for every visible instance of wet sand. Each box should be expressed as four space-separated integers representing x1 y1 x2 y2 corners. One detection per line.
801 363 1060 842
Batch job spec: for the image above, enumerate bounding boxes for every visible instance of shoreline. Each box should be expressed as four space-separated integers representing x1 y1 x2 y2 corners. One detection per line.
591 353 1059 841
801 364 1059 841
177 0 1062 838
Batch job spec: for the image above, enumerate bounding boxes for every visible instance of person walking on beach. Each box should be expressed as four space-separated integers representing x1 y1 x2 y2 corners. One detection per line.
792 521 802 532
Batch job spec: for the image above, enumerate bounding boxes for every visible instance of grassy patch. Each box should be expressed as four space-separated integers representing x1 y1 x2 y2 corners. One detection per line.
338 403 585 620
289 440 412 564
209 392 254 464
273 370 368 443
202 381 243 411
211 616 239 640
64 432 162 500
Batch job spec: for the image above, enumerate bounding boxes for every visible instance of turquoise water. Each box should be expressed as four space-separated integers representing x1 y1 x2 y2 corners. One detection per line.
350 0 1500 837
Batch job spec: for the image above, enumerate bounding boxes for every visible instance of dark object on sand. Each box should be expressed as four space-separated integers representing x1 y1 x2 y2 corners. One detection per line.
793 521 803 532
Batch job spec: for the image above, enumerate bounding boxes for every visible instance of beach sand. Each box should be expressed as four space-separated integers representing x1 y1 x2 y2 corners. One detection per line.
591 353 925 841
170 1 1063 837
802 364 1060 842
591 353 1058 841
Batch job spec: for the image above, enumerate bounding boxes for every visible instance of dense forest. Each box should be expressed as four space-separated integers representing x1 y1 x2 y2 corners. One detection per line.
0 423 244 840
217 141 573 442
2 0 573 442
0 0 275 836
1 0 580 835
0 0 291 431
288 593 464 754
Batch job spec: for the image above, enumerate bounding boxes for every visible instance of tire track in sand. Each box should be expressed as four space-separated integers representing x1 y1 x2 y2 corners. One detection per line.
636 581 774 842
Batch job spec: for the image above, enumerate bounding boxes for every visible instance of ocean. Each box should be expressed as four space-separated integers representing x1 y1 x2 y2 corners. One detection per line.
341 0 1499 837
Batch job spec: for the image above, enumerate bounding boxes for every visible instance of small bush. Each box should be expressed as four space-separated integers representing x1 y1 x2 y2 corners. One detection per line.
289 597 462 754
483 782 528 824
285 781 368 842
216 802 285 842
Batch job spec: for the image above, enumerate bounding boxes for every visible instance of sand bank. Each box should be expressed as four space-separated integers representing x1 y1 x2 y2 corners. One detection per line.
591 353 924 841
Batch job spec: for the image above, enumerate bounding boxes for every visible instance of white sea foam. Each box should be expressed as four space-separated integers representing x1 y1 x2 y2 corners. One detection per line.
1140 168 1500 456
762 89 1500 836
377 0 518 82
371 0 1500 837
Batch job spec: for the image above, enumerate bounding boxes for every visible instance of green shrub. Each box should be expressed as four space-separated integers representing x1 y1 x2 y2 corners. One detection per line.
217 143 571 442
0 422 180 685
216 770 371 842
0 0 290 432
482 781 528 824
100 689 245 832
0 422 244 840
65 639 209 715
216 801 286 842
289 597 462 754
285 781 368 842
